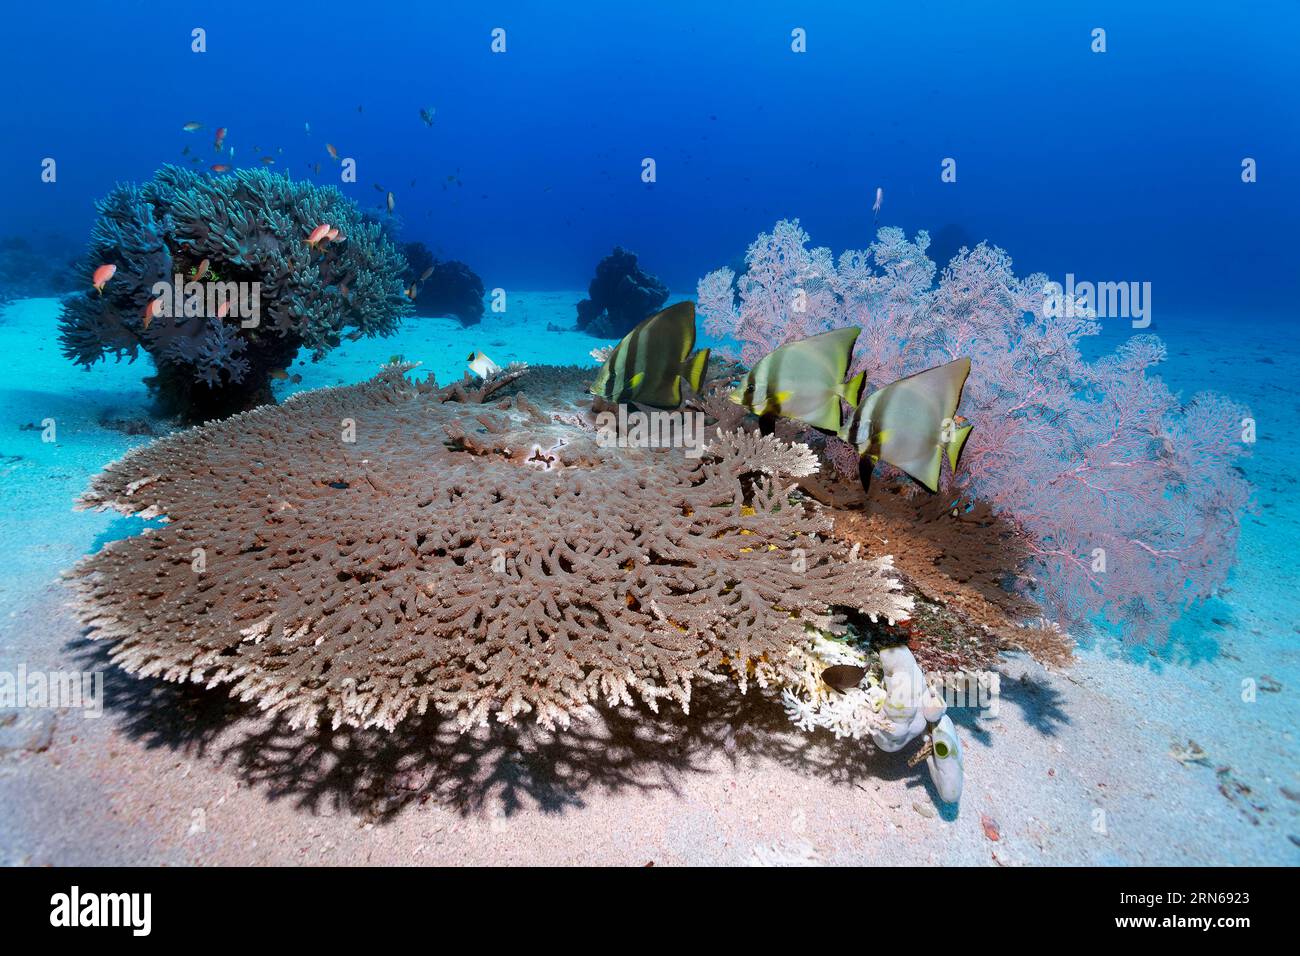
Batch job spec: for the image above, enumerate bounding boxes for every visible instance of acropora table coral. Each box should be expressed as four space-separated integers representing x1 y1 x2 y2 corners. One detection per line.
68 363 910 732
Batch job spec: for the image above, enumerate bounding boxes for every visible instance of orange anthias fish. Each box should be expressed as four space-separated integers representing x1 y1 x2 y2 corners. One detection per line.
91 263 116 294
210 164 230 173
194 258 210 281
214 127 227 152
216 300 231 320
326 227 340 242
326 143 339 161
141 296 163 329
306 223 331 247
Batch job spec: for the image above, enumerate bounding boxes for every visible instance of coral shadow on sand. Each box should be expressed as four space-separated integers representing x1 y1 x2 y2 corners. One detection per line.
71 634 920 824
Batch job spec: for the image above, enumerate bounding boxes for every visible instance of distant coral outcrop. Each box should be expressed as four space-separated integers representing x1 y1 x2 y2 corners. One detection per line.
400 241 485 326
0 235 79 307
58 165 410 421
575 246 668 338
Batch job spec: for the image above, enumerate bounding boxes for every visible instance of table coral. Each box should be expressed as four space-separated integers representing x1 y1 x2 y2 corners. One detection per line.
68 364 910 732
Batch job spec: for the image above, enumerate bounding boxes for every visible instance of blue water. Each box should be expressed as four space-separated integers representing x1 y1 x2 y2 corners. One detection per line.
1 1 1296 313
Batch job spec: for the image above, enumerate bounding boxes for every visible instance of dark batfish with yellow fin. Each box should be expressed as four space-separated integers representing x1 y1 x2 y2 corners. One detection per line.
821 665 867 694
729 327 865 432
589 301 710 408
840 357 974 493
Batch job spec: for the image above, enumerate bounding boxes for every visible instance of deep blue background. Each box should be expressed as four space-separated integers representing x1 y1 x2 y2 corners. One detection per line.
2 0 1296 315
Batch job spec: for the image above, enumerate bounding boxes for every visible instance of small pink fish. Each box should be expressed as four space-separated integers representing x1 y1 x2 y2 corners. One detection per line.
194 258 210 281
91 263 116 294
214 127 227 152
210 163 230 173
306 223 331 246
142 296 163 329
326 227 339 242
872 186 883 222
215 300 231 320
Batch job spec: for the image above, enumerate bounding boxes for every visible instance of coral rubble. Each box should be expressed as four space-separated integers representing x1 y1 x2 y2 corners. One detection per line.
69 363 910 732
58 166 410 421
575 247 669 338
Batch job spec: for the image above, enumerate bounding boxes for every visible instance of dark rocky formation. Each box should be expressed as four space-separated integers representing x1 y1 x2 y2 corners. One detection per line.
0 235 79 308
401 242 485 326
575 247 668 338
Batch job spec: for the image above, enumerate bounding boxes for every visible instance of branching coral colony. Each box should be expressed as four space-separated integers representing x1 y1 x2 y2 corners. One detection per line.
59 166 410 421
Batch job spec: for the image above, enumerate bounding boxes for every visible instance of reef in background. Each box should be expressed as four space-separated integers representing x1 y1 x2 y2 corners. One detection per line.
576 247 669 338
400 241 485 326
0 234 79 307
58 166 410 422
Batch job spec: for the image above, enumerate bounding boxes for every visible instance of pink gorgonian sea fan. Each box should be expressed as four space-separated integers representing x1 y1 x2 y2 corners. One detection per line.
698 219 1252 643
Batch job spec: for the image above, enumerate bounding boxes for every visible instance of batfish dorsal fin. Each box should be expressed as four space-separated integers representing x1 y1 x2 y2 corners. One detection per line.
639 301 697 357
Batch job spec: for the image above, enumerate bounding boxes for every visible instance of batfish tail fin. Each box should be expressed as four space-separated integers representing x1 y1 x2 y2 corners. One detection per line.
839 370 866 408
947 423 974 472
683 348 710 393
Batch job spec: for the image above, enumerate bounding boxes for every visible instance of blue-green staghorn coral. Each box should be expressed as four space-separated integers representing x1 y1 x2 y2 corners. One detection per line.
59 165 411 419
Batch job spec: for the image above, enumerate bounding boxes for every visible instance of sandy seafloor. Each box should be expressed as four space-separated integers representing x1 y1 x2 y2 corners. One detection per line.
0 292 1296 866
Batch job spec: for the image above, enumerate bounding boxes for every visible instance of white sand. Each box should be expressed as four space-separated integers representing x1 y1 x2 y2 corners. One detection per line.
1 295 1296 865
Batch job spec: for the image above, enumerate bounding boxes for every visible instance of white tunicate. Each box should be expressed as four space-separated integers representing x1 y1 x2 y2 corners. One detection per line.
921 683 947 723
870 645 928 752
926 713 963 804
